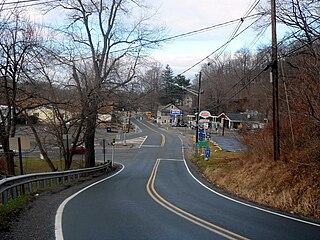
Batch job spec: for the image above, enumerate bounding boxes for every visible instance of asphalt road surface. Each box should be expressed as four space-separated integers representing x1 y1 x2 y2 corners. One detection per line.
55 119 320 240
211 136 246 152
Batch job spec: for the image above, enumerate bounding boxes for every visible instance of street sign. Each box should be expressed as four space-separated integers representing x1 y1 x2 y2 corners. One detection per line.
205 147 211 158
198 134 204 141
198 128 205 141
197 141 208 147
170 109 181 115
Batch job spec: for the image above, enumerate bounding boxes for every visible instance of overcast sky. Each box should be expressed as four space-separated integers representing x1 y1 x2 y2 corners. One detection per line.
148 0 271 79
8 0 274 80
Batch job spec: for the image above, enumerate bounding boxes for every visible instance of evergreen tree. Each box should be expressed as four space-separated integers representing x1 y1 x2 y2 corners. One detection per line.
159 65 191 106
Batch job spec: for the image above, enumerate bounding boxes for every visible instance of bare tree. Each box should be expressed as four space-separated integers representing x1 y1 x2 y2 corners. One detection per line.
46 0 163 167
0 11 40 175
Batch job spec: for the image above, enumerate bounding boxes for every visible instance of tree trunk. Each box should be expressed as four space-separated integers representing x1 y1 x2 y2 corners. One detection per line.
6 152 15 176
29 124 57 172
1 138 15 176
84 113 97 168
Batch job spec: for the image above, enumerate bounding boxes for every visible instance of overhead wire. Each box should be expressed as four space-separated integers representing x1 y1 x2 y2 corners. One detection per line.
214 34 320 108
110 13 262 54
198 0 320 107
221 27 317 99
1 0 56 11
215 0 260 59
179 14 265 76
1 0 46 5
178 0 261 76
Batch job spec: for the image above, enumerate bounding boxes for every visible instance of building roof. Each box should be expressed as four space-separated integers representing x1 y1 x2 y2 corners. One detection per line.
218 112 263 122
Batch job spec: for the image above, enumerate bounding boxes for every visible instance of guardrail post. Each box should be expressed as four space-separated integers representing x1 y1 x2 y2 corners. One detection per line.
19 185 25 195
12 187 17 200
0 163 112 205
2 191 8 204
28 182 33 193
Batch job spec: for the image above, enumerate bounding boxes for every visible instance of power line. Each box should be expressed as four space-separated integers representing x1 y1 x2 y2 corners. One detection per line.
204 26 312 104
179 14 265 76
38 14 263 64
1 0 56 11
1 0 46 5
111 13 262 54
214 35 320 108
215 0 260 59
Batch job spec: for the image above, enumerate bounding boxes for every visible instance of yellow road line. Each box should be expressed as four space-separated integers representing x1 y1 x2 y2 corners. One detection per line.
161 134 165 147
146 159 250 240
138 121 165 147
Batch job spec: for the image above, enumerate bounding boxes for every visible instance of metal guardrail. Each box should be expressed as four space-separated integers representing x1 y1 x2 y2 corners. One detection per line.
0 161 112 204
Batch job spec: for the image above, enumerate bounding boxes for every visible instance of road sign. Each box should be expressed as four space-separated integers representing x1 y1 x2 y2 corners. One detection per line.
197 141 208 147
205 147 211 158
198 134 204 142
198 128 205 141
170 109 181 115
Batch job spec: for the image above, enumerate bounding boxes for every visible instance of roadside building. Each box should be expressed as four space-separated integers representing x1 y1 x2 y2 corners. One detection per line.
27 106 73 124
157 104 183 126
216 111 266 130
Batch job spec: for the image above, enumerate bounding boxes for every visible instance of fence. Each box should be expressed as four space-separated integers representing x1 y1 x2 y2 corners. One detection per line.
0 161 112 204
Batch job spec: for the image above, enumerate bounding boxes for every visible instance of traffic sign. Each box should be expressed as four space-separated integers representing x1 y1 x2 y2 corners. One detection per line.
205 147 211 158
197 141 208 147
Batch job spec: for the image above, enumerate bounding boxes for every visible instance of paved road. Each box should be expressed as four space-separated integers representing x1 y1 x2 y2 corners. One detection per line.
56 120 320 240
211 136 246 152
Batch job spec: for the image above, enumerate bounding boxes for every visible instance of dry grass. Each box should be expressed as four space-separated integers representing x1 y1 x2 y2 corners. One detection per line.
13 157 86 175
192 130 320 218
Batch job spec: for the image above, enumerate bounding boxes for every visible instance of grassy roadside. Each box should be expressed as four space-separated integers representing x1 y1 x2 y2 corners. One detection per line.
14 157 87 174
191 142 320 219
0 194 34 230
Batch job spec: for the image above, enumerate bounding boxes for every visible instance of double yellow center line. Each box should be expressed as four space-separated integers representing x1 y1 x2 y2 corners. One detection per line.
146 159 250 240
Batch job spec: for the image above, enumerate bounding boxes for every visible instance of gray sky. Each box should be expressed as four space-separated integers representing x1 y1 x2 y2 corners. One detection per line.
149 0 271 79
12 0 274 79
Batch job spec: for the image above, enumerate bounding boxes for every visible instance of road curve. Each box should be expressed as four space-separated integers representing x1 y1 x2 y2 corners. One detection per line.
56 120 320 240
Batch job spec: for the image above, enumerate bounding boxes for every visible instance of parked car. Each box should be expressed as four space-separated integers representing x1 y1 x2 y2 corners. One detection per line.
65 144 86 154
73 145 86 154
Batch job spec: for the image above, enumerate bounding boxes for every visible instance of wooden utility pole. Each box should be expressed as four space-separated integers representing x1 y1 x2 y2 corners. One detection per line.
271 0 280 161
195 72 202 154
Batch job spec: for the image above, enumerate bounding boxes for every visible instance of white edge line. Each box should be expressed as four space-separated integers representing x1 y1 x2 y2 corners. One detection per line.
139 136 148 148
158 159 184 162
55 163 125 240
178 136 320 228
